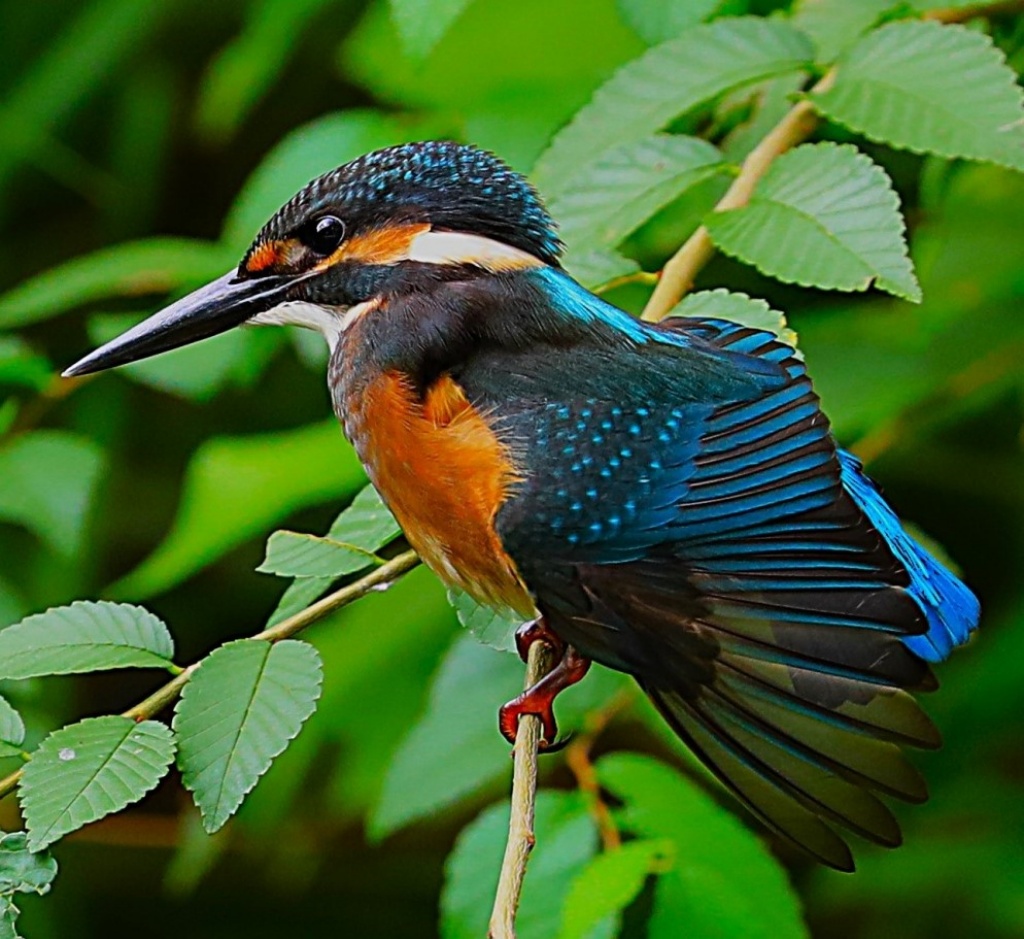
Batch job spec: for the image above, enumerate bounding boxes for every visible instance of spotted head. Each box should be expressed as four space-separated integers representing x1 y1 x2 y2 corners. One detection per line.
63 141 562 375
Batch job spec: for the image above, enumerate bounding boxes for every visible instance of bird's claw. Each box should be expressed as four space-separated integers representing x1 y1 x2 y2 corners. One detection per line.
498 644 591 750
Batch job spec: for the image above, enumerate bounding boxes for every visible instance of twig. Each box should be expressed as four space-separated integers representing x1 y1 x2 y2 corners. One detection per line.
488 638 558 939
0 549 421 802
565 692 631 852
640 71 834 322
639 0 1024 322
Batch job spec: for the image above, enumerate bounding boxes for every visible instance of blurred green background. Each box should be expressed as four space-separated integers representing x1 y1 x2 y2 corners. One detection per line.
1 0 1022 936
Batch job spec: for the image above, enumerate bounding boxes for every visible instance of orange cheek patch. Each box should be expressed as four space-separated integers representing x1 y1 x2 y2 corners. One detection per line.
323 223 430 268
245 241 282 273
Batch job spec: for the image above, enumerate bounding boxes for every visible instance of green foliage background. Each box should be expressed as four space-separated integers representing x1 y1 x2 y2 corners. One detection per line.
0 0 1022 936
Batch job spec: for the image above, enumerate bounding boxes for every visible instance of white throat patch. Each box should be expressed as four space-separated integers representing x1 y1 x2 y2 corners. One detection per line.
247 301 345 351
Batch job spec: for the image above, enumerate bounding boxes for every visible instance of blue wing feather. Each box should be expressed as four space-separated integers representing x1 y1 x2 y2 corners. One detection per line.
459 286 977 869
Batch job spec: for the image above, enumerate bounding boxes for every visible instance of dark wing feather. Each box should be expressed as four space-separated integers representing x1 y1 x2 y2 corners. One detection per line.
463 313 939 869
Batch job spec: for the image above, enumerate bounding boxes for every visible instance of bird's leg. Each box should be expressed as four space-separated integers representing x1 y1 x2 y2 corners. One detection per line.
514 616 565 663
499 644 591 749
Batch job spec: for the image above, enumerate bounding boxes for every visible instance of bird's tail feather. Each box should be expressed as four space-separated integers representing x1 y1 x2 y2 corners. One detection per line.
837 450 980 662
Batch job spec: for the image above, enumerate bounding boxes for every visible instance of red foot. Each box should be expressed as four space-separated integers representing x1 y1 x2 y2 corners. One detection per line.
514 617 565 663
499 646 591 749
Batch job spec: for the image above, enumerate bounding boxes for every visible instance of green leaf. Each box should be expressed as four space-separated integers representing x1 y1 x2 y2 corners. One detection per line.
0 833 58 896
0 431 105 556
616 0 722 46
194 0 338 143
0 0 170 210
534 17 813 192
372 634 629 839
258 532 383 578
223 110 439 252
705 142 920 300
598 753 808 939
721 73 808 163
0 338 51 392
370 635 522 839
173 639 323 833
447 588 525 652
811 21 1024 172
562 249 641 291
551 135 726 254
559 838 674 939
667 288 798 348
441 791 606 939
0 698 25 749
0 239 228 329
0 601 174 680
20 716 175 851
389 0 477 60
265 484 401 625
87 313 281 401
107 420 364 600
325 483 401 548
791 0 896 63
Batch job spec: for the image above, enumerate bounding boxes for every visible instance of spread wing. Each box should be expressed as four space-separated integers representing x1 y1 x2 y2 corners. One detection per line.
460 314 942 870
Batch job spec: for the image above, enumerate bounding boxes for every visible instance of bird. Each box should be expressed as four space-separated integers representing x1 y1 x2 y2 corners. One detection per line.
64 140 979 871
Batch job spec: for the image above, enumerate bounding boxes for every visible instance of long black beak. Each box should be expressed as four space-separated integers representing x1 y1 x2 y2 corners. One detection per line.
62 270 294 377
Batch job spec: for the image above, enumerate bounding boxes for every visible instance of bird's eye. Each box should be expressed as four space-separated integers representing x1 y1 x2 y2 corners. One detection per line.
304 215 346 255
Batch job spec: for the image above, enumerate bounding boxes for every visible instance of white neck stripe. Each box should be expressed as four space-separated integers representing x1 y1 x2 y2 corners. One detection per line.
406 230 541 270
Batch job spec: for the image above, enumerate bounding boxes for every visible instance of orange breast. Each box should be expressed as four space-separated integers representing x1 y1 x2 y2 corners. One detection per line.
344 369 534 617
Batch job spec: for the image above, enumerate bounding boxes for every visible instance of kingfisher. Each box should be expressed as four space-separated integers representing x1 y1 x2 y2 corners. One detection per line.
65 140 979 871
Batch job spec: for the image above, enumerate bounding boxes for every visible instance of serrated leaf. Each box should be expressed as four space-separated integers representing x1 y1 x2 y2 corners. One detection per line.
535 17 813 192
598 753 808 939
266 576 336 627
667 288 798 348
173 639 323 833
705 142 920 300
20 716 175 851
551 135 726 254
721 72 807 163
442 792 609 939
0 698 25 748
258 531 383 578
389 0 477 60
0 431 105 557
447 588 525 652
812 21 1024 172
0 239 227 329
0 833 57 896
791 0 896 63
0 601 174 680
265 484 401 625
563 248 641 291
108 420 364 600
324 483 401 548
559 838 674 939
616 0 722 46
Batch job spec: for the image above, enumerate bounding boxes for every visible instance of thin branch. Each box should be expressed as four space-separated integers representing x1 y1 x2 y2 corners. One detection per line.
488 638 558 939
0 549 421 803
640 71 833 322
639 0 1024 322
565 692 631 852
